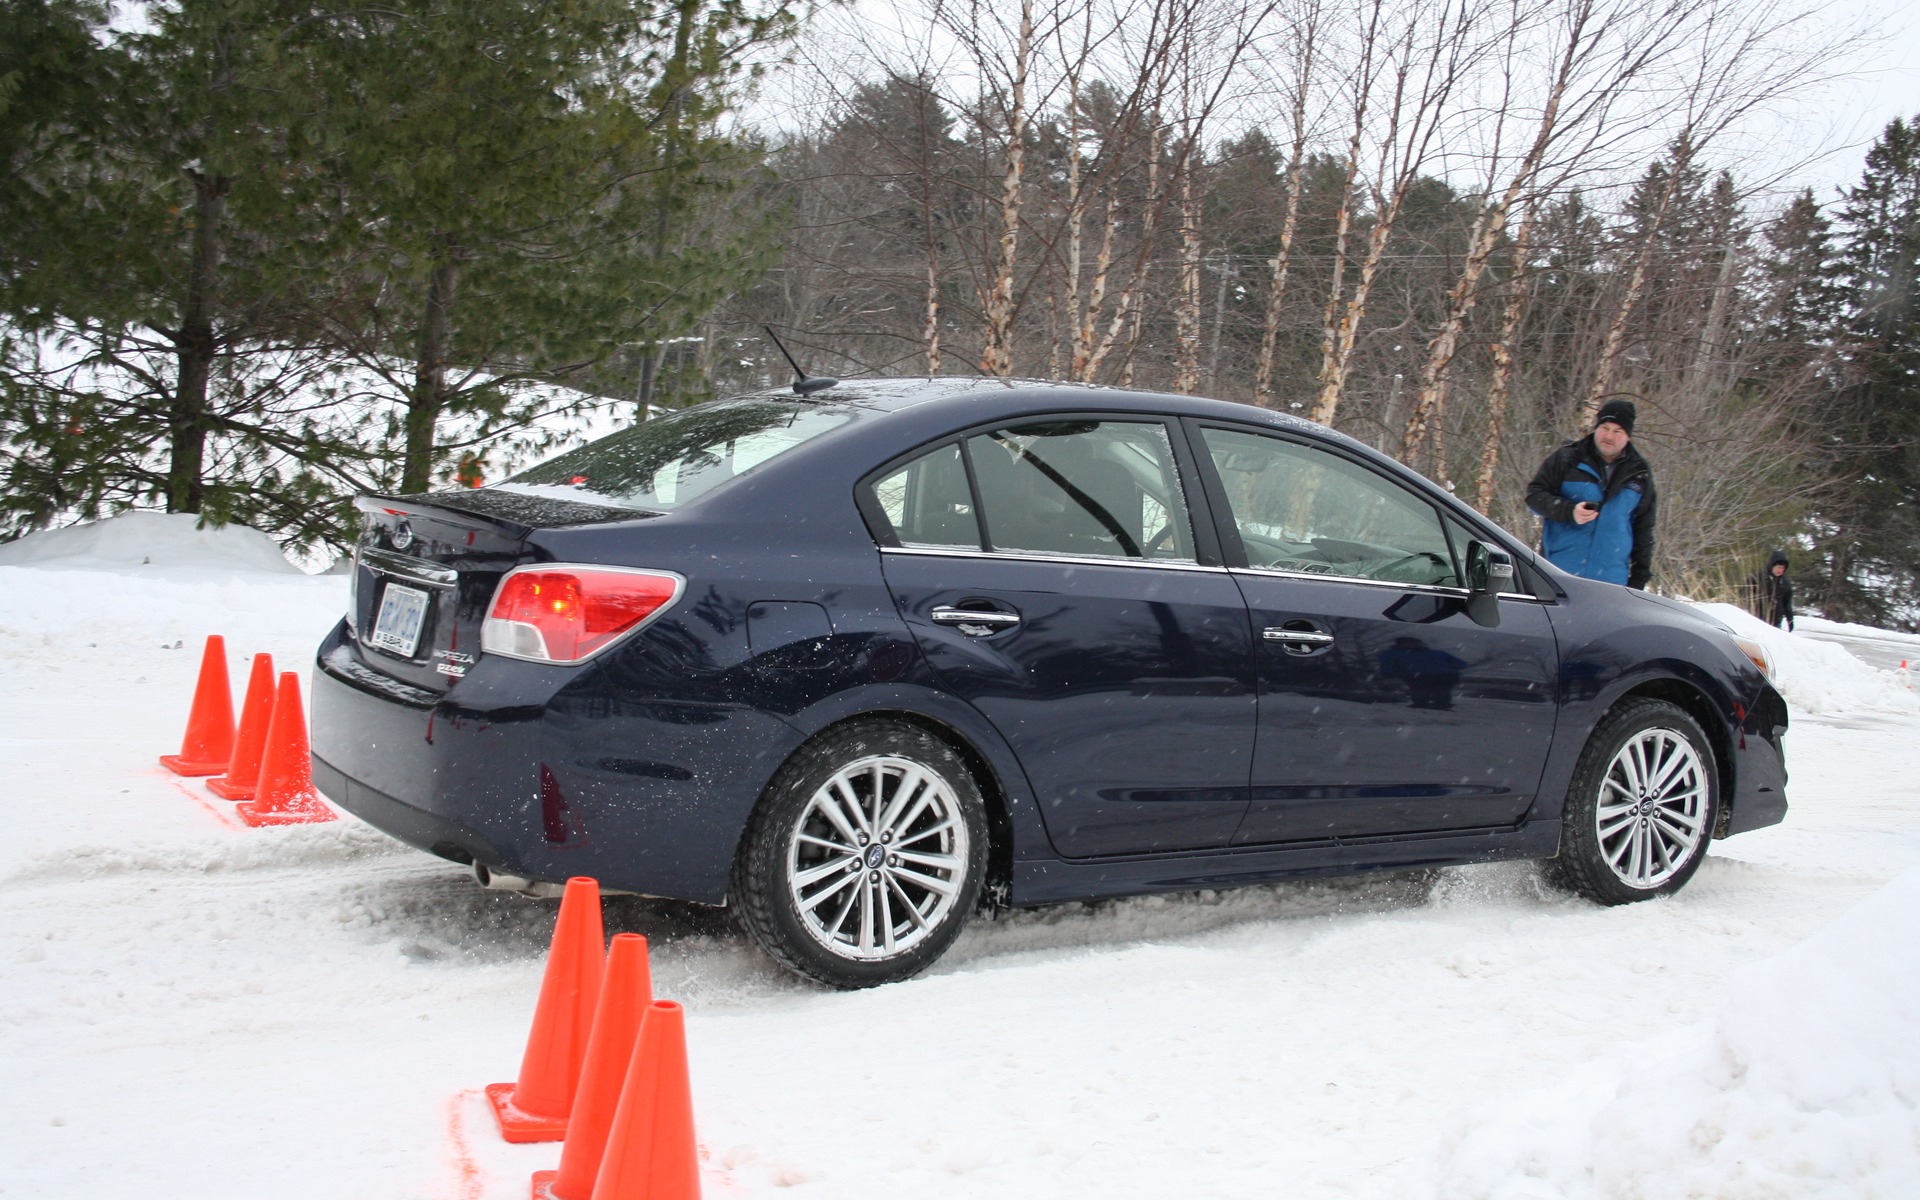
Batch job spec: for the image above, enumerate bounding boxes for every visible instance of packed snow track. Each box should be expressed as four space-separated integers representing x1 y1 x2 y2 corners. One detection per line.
3 515 1919 1199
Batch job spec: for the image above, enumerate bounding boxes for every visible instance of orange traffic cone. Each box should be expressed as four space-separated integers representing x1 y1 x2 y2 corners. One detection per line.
534 933 654 1200
234 672 337 826
589 1000 701 1200
208 654 275 800
159 635 236 776
488 876 606 1143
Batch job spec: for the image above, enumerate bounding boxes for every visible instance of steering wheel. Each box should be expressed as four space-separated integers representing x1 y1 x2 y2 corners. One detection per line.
1362 551 1451 581
1144 525 1178 555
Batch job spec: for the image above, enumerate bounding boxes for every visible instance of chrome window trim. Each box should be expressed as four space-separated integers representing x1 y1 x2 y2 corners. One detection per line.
879 544 1224 574
361 546 458 587
1232 565 1463 596
1230 564 1546 603
879 545 1544 599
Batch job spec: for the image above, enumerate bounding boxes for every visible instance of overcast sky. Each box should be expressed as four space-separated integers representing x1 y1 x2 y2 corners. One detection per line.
1730 0 1919 201
779 0 1916 218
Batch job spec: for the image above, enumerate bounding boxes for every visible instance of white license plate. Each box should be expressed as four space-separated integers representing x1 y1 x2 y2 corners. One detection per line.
369 583 430 657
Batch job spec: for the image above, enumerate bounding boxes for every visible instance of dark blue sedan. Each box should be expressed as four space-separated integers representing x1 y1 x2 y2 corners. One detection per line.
311 379 1788 987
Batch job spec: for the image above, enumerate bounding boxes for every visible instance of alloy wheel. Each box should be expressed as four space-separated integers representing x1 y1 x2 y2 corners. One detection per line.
785 754 972 960
1594 726 1710 889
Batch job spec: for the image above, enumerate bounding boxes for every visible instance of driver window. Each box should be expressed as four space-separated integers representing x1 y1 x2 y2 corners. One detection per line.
1200 426 1459 586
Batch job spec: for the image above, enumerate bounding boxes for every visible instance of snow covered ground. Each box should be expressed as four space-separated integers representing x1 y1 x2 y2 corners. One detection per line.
3 515 1919 1199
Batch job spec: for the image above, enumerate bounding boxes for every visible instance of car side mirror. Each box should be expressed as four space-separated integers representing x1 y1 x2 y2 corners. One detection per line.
1465 541 1514 628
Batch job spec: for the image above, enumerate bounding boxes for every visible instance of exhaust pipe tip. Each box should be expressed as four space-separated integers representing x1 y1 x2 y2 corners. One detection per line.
472 861 563 898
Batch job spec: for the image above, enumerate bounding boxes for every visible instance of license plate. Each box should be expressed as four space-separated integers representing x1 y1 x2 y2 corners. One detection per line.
369 583 430 657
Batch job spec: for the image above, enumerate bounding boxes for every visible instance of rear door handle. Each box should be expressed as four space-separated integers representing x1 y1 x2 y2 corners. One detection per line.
931 606 1021 636
1264 627 1335 654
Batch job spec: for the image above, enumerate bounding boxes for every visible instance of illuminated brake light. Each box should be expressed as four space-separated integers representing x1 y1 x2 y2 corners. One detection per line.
481 566 683 663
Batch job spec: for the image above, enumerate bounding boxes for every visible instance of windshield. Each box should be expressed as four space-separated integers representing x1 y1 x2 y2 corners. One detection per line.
498 399 854 511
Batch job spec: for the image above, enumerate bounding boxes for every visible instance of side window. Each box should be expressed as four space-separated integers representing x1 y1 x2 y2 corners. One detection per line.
867 442 981 550
1199 426 1459 586
966 420 1195 562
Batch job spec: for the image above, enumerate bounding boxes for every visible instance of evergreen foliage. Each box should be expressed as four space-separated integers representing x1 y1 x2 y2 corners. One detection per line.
1 0 374 547
0 0 793 553
1815 117 1920 622
3 2 1915 619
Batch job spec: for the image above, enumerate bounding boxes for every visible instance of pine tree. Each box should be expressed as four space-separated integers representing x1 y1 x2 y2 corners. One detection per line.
0 0 382 548
1820 116 1920 624
280 0 791 493
0 0 115 312
1758 190 1845 347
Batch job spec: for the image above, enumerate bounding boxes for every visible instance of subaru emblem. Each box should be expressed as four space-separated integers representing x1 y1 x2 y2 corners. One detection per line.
390 520 414 551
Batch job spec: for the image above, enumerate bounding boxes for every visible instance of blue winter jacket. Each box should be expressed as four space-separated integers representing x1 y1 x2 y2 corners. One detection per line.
1525 437 1656 588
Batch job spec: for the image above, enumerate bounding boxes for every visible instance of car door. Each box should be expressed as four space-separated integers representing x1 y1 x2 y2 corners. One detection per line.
1190 422 1559 844
866 418 1256 858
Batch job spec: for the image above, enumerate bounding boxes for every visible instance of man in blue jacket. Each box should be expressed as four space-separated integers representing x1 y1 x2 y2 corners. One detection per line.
1525 399 1656 588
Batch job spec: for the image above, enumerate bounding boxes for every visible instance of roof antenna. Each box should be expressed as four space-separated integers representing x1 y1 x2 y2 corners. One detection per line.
762 326 839 396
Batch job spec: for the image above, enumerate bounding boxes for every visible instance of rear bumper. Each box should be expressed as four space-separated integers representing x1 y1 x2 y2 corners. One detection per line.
309 622 805 904
313 752 505 867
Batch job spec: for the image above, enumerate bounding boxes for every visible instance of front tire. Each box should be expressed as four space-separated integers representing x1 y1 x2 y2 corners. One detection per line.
731 720 988 988
1545 698 1718 905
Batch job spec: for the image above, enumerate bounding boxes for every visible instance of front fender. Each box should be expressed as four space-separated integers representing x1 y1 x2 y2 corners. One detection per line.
1531 612 1756 826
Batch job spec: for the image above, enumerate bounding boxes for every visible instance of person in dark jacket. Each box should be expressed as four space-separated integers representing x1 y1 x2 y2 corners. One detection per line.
1749 550 1794 630
1525 399 1656 588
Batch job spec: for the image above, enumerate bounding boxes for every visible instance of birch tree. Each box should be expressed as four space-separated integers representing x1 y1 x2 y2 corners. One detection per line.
1399 0 1694 467
1473 196 1538 512
1252 0 1327 405
1311 0 1487 429
978 0 1037 376
1168 0 1278 391
1063 0 1220 384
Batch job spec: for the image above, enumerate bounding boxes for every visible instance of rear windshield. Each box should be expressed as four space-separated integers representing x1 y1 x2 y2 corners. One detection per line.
498 398 853 511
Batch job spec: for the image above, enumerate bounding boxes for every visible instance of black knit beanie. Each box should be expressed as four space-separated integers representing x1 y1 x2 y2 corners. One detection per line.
1594 399 1636 434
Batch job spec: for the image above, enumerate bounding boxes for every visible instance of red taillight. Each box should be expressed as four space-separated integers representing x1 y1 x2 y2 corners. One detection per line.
481 567 682 663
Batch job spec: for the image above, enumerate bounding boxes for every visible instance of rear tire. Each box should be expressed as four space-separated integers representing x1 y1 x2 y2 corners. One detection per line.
1544 697 1718 905
731 720 988 988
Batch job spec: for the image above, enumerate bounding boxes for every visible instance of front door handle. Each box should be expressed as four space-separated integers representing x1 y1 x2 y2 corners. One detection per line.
931 606 1022 636
1263 626 1335 655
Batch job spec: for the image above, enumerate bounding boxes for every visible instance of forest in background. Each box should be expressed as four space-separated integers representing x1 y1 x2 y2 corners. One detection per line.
4 0 1918 625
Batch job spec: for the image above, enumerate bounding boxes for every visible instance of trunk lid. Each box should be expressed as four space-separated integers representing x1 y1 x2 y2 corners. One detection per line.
347 490 645 693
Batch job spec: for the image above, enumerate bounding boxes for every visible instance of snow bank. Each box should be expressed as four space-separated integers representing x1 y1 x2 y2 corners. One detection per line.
0 515 344 654
3 511 1919 1198
1440 866 1920 1199
0 511 301 576
1695 602 1920 717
